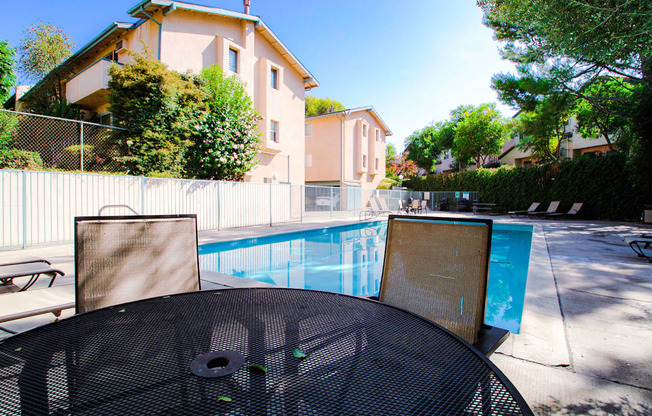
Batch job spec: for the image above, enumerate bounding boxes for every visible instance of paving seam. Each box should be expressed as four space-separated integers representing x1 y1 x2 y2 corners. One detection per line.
542 226 575 372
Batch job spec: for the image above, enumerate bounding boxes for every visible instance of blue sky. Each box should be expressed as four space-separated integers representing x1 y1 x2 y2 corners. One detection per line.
1 0 517 152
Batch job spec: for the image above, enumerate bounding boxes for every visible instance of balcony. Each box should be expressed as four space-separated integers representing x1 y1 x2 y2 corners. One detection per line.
65 59 118 109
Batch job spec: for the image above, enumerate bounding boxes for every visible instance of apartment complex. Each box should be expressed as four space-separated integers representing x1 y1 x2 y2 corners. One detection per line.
19 0 318 184
305 107 392 190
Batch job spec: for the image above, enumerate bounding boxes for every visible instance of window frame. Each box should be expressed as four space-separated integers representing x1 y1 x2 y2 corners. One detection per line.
270 67 279 89
270 120 279 143
228 48 238 73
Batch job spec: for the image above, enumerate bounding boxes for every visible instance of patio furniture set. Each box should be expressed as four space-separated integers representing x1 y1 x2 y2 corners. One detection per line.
0 213 535 414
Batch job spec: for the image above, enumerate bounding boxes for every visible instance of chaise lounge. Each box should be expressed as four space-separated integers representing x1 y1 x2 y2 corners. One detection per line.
624 234 652 262
508 202 540 218
0 259 65 292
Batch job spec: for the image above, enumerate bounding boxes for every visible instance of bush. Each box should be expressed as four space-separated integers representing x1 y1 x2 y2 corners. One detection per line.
378 178 398 190
57 144 94 171
0 148 44 170
405 153 642 220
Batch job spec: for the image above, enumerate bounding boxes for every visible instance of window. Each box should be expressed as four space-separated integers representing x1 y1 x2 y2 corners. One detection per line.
305 123 312 137
362 155 367 168
375 130 379 142
270 67 279 89
228 48 238 73
306 154 313 168
270 120 279 143
375 158 379 170
363 124 367 137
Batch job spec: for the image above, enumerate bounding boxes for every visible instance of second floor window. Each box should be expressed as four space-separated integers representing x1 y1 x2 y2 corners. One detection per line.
271 68 279 89
270 121 279 142
305 123 312 137
229 49 238 73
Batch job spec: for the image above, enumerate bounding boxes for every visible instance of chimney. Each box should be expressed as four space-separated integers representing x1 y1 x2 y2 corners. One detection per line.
244 0 250 14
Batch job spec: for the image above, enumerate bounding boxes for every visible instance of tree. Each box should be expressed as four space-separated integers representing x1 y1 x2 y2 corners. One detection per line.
404 121 455 172
305 95 345 116
17 21 77 117
453 103 511 166
18 21 74 82
185 64 261 181
0 40 16 104
479 0 652 194
108 50 205 176
575 77 639 153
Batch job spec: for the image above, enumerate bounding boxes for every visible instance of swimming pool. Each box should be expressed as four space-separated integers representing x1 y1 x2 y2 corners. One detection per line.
199 221 533 333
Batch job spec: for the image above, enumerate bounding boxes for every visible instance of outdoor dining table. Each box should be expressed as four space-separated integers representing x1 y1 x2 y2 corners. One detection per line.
0 287 533 415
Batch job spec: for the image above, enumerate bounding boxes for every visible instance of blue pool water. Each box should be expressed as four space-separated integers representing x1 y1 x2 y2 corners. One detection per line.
199 221 533 333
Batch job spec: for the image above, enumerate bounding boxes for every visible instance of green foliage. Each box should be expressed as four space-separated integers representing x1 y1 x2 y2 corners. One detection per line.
108 50 206 176
0 148 44 170
305 95 345 116
378 177 398 190
0 111 19 149
184 65 261 181
453 103 510 166
406 104 509 171
56 144 95 171
406 153 640 220
575 77 639 153
18 21 74 82
0 40 16 104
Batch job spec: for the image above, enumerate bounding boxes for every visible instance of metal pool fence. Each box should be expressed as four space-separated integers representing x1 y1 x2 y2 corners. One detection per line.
0 169 476 250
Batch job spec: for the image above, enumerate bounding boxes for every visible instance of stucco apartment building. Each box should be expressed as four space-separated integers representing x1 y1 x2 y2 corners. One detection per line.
20 0 318 185
305 107 392 190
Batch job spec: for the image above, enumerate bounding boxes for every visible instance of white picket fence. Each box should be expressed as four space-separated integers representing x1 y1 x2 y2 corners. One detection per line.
0 170 447 250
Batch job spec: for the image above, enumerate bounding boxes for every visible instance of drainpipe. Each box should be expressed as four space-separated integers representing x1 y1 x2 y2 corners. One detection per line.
140 6 162 60
336 110 350 187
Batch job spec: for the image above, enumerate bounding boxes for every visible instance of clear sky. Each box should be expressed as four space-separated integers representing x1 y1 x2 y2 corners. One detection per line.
1 0 518 152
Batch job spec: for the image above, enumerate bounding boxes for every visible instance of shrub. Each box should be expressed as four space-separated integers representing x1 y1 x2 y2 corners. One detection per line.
57 144 94 171
0 148 44 170
378 178 398 190
405 153 641 220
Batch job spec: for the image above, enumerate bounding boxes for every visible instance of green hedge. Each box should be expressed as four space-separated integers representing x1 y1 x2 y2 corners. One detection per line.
405 153 646 220
0 148 45 170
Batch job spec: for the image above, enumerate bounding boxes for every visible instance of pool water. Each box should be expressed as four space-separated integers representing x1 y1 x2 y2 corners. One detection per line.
199 221 533 333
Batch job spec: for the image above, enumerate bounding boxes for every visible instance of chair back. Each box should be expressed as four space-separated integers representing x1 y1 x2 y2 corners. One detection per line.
411 199 419 209
527 202 540 212
421 200 428 209
74 214 200 313
546 201 560 213
369 197 381 211
376 197 390 212
378 215 492 344
568 202 583 215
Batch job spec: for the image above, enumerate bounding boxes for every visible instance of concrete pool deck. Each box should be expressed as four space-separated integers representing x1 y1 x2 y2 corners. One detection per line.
1 213 651 415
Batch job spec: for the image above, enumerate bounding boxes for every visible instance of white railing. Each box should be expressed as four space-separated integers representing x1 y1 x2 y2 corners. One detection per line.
1 170 478 250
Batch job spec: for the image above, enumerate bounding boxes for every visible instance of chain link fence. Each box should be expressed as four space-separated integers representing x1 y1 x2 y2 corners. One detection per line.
0 109 129 173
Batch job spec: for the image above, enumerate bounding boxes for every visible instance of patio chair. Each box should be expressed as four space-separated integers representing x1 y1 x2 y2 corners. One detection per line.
0 259 65 292
410 199 421 214
527 201 560 218
420 199 429 214
544 202 583 219
74 214 201 313
377 215 509 356
624 235 652 262
508 202 540 218
376 196 398 215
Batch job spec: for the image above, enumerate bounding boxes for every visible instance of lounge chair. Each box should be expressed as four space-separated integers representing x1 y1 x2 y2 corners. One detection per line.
544 202 583 219
376 215 509 356
360 199 381 221
509 202 540 218
75 214 201 313
376 197 399 215
624 234 652 262
528 201 560 218
0 259 65 292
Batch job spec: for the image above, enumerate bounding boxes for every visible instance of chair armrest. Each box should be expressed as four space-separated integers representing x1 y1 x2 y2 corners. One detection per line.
473 324 510 357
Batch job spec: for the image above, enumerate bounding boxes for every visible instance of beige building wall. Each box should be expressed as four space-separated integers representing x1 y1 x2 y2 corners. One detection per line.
306 108 390 190
54 3 314 185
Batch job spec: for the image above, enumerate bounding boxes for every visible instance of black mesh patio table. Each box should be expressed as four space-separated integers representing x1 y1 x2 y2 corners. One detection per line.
0 288 533 415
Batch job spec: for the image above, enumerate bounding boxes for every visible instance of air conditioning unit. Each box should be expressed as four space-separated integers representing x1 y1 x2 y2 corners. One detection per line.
115 40 127 54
